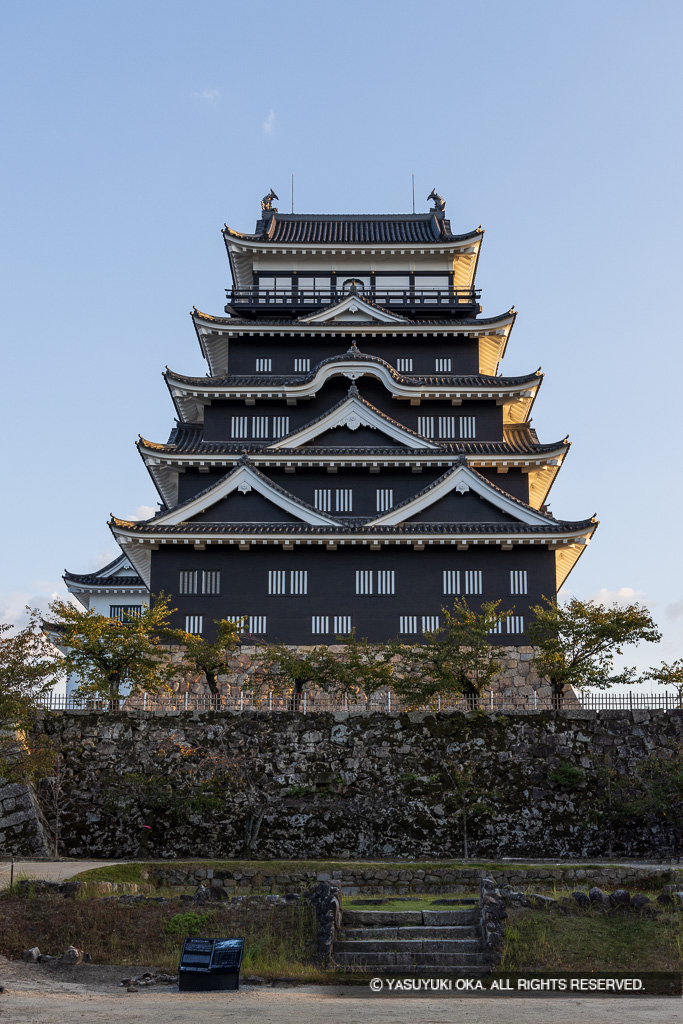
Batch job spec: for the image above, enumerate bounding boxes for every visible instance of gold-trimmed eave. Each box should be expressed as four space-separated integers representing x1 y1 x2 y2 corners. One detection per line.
222 229 485 293
165 361 536 426
191 308 515 377
137 440 570 512
110 518 596 592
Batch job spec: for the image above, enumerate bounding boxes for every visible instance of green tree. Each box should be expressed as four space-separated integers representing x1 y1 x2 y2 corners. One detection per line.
0 613 61 782
328 629 396 701
163 619 243 696
642 659 683 705
260 642 340 698
528 597 661 704
392 598 511 704
44 594 176 700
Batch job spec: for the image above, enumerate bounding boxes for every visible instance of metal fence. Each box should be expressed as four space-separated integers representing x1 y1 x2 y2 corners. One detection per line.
37 690 682 715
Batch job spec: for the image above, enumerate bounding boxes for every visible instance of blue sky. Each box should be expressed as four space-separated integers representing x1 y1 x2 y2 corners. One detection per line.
2 0 682 677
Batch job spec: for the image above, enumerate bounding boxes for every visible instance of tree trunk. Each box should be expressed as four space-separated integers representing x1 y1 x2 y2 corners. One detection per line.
204 669 219 696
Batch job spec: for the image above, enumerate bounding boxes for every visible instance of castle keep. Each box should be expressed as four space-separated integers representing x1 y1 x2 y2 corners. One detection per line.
67 190 597 643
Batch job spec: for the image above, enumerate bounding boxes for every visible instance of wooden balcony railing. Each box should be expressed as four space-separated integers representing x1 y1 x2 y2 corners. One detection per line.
226 287 481 312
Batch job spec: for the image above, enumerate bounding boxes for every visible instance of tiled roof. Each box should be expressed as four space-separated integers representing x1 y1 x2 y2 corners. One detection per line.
63 572 146 587
192 308 514 328
224 213 481 245
111 519 596 536
165 351 539 390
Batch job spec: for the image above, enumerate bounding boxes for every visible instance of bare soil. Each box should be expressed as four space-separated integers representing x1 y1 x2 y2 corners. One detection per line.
0 958 679 1024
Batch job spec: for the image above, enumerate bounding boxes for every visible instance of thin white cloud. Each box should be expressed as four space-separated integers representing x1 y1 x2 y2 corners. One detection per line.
589 586 646 606
665 596 683 620
193 88 220 104
0 584 68 629
263 109 275 135
127 505 156 522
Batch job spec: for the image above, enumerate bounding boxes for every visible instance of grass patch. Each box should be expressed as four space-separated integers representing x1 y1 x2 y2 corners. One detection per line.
0 896 329 980
500 907 683 972
344 893 477 912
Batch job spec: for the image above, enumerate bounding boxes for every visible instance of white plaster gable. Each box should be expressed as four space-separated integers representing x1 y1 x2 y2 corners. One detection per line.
153 464 338 527
267 394 440 451
296 294 409 324
369 462 554 526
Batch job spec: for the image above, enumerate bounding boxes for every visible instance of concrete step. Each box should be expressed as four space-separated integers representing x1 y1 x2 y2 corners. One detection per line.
341 925 481 941
333 963 493 977
333 951 488 967
335 939 482 954
342 908 479 928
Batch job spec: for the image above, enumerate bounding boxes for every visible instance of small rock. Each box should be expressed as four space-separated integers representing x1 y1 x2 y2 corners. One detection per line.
21 948 40 963
610 889 631 906
0 985 5 993
121 978 133 987
61 946 84 965
247 975 265 985
589 887 610 907
126 985 138 993
38 955 56 963
632 894 652 910
656 893 673 905
571 891 590 908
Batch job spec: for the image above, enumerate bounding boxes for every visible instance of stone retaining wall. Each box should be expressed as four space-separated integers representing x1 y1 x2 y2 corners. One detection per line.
166 644 564 702
0 779 50 858
150 862 680 897
18 708 683 860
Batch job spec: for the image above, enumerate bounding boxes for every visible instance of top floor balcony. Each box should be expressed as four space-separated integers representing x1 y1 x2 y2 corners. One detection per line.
225 285 482 319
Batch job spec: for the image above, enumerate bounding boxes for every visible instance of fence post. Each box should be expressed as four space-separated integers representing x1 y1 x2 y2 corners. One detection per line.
387 691 391 712
303 691 307 715
143 692 147 711
629 690 633 710
490 690 494 711
438 695 441 712
240 690 244 711
184 691 188 711
534 690 538 711
269 691 272 711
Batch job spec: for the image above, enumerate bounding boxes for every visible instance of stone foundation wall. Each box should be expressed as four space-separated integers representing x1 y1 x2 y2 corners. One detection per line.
165 644 562 702
0 779 51 858
21 708 683 861
150 862 680 898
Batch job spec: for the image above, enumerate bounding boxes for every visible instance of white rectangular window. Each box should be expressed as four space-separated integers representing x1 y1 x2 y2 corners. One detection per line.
376 488 394 512
290 570 308 595
109 605 142 621
443 569 460 595
438 416 457 438
422 615 440 633
294 358 310 372
249 615 267 635
510 570 528 595
400 615 418 634
336 489 353 512
435 358 452 372
268 570 286 595
314 489 332 511
506 615 525 634
356 570 373 595
255 358 272 372
185 615 203 635
231 416 248 439
377 570 395 595
459 416 476 439
489 620 504 634
397 357 413 372
464 570 483 595
272 415 290 439
334 615 352 635
179 570 197 595
225 615 245 627
311 615 329 634
202 570 220 595
251 415 269 439
417 416 434 438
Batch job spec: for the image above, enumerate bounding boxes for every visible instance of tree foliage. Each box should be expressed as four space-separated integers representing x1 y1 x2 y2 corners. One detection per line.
642 659 683 704
45 595 176 700
0 613 61 782
528 597 661 700
163 619 242 695
392 598 511 704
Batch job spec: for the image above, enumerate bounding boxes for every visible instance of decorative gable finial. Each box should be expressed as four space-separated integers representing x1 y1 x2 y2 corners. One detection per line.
261 188 279 213
238 450 251 464
346 341 360 356
427 188 446 213
347 383 360 398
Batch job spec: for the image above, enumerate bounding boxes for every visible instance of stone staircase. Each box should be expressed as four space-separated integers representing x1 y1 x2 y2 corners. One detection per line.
332 901 492 975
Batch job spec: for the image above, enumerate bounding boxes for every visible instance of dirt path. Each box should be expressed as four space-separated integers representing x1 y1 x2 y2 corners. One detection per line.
0 859 126 885
0 962 679 1024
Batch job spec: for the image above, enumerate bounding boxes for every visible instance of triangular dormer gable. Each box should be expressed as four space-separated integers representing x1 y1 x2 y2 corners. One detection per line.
296 294 410 325
369 461 556 527
267 391 441 451
148 463 338 527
